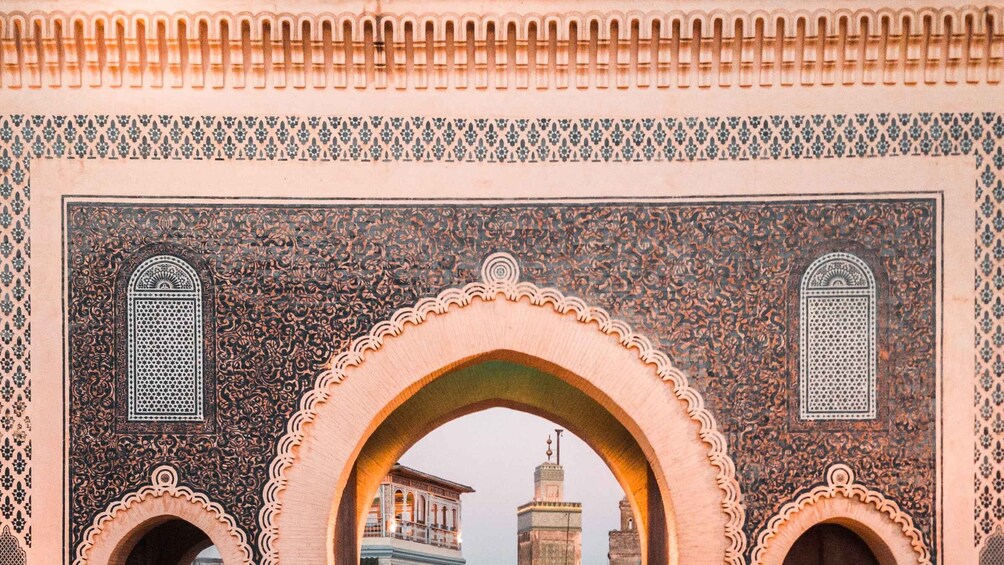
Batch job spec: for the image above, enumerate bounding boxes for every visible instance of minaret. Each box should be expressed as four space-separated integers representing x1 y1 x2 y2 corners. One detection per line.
516 432 582 565
607 497 641 565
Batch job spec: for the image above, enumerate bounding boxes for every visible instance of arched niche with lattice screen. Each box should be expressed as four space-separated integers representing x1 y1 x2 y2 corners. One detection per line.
0 526 25 565
983 532 1004 565
799 252 877 421
127 255 204 422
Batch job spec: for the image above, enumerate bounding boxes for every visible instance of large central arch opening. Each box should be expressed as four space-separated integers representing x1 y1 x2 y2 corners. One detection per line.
335 356 669 564
272 297 737 565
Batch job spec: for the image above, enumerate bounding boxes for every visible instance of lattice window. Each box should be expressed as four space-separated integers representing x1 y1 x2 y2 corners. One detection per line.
127 255 204 422
983 533 1004 565
799 252 877 420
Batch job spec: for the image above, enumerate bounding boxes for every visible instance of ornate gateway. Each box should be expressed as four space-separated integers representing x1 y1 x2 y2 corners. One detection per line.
1 0 1000 564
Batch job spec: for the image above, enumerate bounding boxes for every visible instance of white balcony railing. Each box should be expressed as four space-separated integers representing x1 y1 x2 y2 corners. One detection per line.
363 520 460 550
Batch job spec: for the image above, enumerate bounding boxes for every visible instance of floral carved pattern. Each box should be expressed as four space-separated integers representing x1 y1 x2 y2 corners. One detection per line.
73 465 253 565
750 464 931 565
63 200 938 563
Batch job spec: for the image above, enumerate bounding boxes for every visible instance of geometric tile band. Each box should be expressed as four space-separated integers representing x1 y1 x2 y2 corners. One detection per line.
127 255 203 422
0 111 1001 560
799 252 877 420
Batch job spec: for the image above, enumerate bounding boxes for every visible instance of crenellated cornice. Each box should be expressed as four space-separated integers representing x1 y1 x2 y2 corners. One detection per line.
1 7 1002 90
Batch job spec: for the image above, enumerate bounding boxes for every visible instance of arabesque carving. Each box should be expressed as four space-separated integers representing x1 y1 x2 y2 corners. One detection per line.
259 252 747 565
1 6 1001 90
74 465 254 565
750 463 931 565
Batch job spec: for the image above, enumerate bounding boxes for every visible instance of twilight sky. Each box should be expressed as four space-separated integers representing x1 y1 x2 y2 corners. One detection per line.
400 407 625 565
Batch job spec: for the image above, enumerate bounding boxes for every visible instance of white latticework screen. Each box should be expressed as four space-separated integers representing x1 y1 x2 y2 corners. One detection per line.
127 255 204 422
799 252 877 420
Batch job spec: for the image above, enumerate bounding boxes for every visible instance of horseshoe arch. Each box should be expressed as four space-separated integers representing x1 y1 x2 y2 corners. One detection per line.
260 252 747 565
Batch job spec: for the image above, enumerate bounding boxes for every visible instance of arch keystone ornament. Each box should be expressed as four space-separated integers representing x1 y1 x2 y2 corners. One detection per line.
74 465 253 565
480 251 521 286
260 251 746 565
751 463 931 565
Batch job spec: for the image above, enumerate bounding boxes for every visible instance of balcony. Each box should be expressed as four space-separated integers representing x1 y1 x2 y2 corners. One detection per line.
363 520 461 550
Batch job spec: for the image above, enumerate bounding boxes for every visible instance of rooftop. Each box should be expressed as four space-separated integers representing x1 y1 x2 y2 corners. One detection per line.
389 463 475 495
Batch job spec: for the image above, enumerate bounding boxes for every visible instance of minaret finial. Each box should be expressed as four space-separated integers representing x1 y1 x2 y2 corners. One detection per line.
545 435 553 462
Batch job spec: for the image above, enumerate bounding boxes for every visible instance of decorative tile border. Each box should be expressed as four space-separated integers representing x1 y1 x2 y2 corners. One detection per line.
0 110 1001 561
5 113 999 162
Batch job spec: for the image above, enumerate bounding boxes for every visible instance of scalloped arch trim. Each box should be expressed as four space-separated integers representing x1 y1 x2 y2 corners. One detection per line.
259 251 746 565
75 465 254 565
751 463 931 565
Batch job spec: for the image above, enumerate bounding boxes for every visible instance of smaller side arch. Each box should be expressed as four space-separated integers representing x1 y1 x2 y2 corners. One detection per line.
73 465 253 565
981 528 1004 564
751 464 931 565
0 526 25 565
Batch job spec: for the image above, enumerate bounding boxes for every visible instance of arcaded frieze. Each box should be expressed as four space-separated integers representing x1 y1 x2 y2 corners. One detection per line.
0 5 1002 90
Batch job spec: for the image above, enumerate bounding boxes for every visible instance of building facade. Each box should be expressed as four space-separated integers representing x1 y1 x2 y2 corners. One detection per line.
1 1 1002 564
360 464 473 565
608 498 641 565
517 460 582 565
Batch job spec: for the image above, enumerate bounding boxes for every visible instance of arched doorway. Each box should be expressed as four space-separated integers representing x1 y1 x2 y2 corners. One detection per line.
262 253 746 565
73 466 253 565
338 358 666 563
750 464 930 565
782 524 880 565
116 518 211 565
